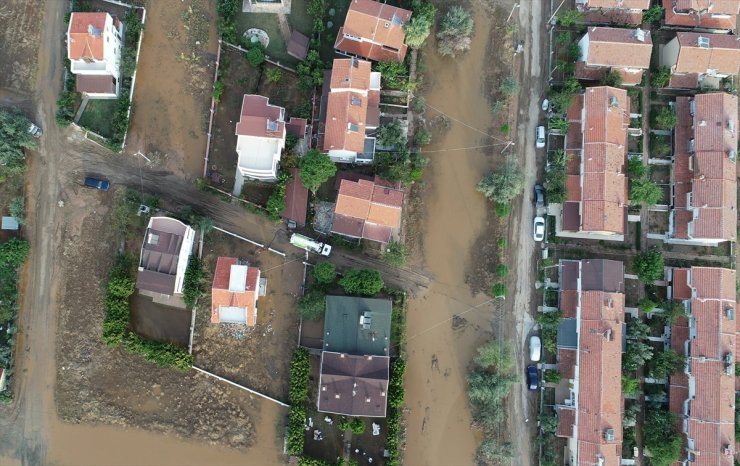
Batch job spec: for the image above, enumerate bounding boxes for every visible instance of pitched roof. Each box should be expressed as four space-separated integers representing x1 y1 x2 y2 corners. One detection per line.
663 0 738 29
669 266 737 465
76 74 116 95
557 406 576 438
334 0 412 62
235 95 285 138
323 296 392 356
582 27 653 69
136 217 192 296
287 30 310 60
67 12 109 61
675 32 740 75
282 167 309 227
672 94 738 241
318 352 389 417
331 177 403 242
565 87 629 235
210 257 260 325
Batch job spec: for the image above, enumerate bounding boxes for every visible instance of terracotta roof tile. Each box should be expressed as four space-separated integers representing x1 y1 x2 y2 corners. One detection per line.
323 59 374 153
675 32 740 75
558 348 577 379
235 95 285 138
557 406 576 438
68 12 109 61
664 0 738 29
584 0 650 7
332 177 403 242
582 27 652 69
210 257 260 326
334 0 412 62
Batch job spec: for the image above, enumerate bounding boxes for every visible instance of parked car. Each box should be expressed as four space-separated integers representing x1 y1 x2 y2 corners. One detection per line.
541 99 549 112
28 122 42 138
529 336 542 362
535 126 546 149
533 216 545 242
534 184 545 209
84 176 110 191
527 365 538 391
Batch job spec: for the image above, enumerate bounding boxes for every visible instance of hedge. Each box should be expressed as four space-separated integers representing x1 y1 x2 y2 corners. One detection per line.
287 348 310 455
287 404 306 455
182 255 204 307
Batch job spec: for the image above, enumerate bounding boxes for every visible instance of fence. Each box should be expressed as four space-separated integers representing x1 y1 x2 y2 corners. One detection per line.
121 5 147 152
192 366 289 407
203 39 223 177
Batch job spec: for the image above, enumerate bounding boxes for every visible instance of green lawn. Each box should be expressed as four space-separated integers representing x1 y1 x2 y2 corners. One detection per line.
78 99 118 139
235 13 297 67
287 0 314 36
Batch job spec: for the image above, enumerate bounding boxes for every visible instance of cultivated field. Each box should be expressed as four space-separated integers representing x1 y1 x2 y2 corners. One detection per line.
0 0 43 93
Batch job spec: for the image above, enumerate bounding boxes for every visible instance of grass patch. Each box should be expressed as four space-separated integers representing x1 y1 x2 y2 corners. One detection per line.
78 99 119 138
235 13 296 66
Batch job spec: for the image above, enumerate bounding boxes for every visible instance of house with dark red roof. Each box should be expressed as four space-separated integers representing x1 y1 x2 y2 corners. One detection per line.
577 0 650 24
667 266 737 465
554 86 629 242
575 27 652 86
660 32 740 88
67 12 123 98
663 0 739 31
210 257 261 326
319 58 381 164
334 0 412 62
554 259 625 466
668 92 737 245
136 217 196 298
331 176 403 243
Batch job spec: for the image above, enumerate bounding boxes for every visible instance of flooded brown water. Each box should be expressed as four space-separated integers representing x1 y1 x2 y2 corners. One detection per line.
403 3 500 465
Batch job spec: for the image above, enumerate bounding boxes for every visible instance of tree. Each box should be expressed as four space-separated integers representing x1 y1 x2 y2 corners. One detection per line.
600 70 623 87
350 417 365 434
299 149 336 193
557 9 583 26
339 268 384 296
298 289 326 321
9 196 24 225
651 66 672 88
630 178 663 207
0 110 36 167
622 376 640 396
383 241 408 267
623 340 654 372
650 349 685 379
660 300 686 325
653 107 677 130
543 370 561 384
377 61 408 90
467 371 518 407
638 298 657 314
182 256 205 307
296 49 325 93
477 157 525 205
415 127 432 146
437 6 474 57
246 43 265 67
376 120 406 147
474 341 514 373
627 318 650 339
644 409 682 466
539 413 559 434
624 402 641 427
634 248 664 284
499 76 519 97
627 158 648 178
477 439 514 463
403 2 436 49
491 283 507 298
643 5 664 25
312 262 336 286
266 67 282 83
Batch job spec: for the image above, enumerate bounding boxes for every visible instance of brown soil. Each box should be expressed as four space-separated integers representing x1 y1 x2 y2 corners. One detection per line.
191 229 303 401
0 0 42 93
126 0 217 179
129 293 192 346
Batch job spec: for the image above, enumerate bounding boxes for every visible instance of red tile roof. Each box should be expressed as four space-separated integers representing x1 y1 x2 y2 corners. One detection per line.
76 75 116 95
557 406 576 438
282 168 308 226
674 33 740 75
211 257 260 326
582 27 653 69
68 12 109 61
559 348 577 379
565 87 629 235
323 59 374 154
672 94 738 242
672 268 692 300
334 0 412 62
582 8 644 24
663 0 738 30
235 95 285 138
670 266 737 465
331 177 403 242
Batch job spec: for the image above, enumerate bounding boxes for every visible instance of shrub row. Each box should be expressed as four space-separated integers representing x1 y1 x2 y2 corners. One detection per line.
182 255 205 307
265 171 291 221
287 348 310 455
0 239 30 401
216 0 241 43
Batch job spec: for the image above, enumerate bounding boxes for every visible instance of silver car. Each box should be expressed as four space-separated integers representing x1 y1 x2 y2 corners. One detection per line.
533 216 545 242
534 184 545 209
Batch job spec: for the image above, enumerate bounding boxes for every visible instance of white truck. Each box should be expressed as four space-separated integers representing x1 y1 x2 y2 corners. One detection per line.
290 233 332 257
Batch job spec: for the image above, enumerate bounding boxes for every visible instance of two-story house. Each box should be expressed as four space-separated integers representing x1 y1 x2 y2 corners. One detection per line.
575 27 653 85
663 0 739 31
660 32 740 88
334 0 412 62
67 12 123 98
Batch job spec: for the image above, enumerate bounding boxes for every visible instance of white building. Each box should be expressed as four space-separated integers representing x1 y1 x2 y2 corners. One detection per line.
67 12 124 98
135 217 195 298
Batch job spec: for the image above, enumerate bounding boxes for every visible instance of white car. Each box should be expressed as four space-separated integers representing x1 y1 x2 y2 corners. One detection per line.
535 126 546 149
541 99 550 112
533 216 545 242
529 336 542 362
28 122 42 138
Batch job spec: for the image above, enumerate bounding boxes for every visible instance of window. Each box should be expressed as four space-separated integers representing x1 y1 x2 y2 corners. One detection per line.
344 33 361 42
348 123 359 132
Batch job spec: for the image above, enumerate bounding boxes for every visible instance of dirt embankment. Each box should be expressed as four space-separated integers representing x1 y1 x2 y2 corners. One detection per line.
55 189 257 449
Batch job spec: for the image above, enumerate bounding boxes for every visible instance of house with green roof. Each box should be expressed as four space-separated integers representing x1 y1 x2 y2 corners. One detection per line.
323 295 392 357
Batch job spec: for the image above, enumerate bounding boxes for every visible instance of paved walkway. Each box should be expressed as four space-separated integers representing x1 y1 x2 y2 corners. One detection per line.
73 96 89 124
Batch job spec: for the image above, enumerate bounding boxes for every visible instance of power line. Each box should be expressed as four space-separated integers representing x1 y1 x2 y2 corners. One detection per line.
426 103 511 144
418 143 512 154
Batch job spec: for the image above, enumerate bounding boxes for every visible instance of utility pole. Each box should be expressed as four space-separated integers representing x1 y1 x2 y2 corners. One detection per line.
506 2 519 22
547 0 567 26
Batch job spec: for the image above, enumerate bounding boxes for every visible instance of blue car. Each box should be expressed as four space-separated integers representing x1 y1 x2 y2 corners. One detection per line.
84 176 110 191
527 365 538 391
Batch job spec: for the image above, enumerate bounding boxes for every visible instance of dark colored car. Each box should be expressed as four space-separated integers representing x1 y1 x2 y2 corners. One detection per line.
534 184 545 209
527 365 538 391
84 176 110 191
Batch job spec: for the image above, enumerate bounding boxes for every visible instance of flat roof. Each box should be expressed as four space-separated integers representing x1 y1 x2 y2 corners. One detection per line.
323 296 392 356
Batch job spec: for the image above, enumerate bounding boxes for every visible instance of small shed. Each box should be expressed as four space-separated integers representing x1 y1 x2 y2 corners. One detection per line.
1 217 19 231
287 30 310 61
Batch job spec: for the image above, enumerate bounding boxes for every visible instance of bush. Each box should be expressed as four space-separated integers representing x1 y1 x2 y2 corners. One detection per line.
289 347 310 404
651 66 671 88
246 44 265 67
299 149 336 193
649 349 685 379
265 172 290 221
212 80 224 104
266 67 282 83
638 298 657 313
377 61 408 90
350 417 365 434
415 127 432 146
437 6 474 57
491 283 507 298
337 416 351 431
627 158 648 178
383 241 408 267
376 120 406 147
600 70 623 87
634 248 664 284
477 157 525 205
0 110 36 167
495 264 509 278
387 358 406 408
557 9 583 26
287 404 306 455
216 0 241 43
630 178 663 207
9 197 24 225
296 49 325 93
403 1 435 49
494 202 510 217
411 95 426 114
548 117 569 133
339 269 384 296
623 340 653 372
298 289 326 321
312 262 336 286
543 370 561 384
643 5 664 25
652 107 677 130
182 255 204 307
622 376 640 396
474 341 513 373
499 76 519 97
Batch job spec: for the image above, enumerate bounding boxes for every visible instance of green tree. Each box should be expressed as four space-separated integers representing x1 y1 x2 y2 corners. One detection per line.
653 107 678 130
376 120 406 147
296 49 325 93
474 341 513 373
298 289 326 321
337 416 351 431
499 76 519 97
491 283 507 298
557 9 583 26
376 61 408 90
623 340 654 372
643 5 664 25
644 409 682 466
0 110 36 167
182 256 205 307
634 248 664 284
246 44 265 66
437 6 474 57
495 264 509 277
540 413 559 434
477 157 525 204
9 196 24 225
600 70 623 87
350 417 365 434
299 149 336 193
630 178 663 207
651 66 672 88
415 127 432 146
312 262 337 286
266 67 282 83
627 158 648 178
548 117 569 133
622 376 640 396
627 318 650 339
403 2 436 49
383 240 408 267
339 268 384 296
649 349 685 379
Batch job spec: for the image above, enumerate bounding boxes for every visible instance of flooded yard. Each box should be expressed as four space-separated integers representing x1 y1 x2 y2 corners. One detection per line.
129 293 191 347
